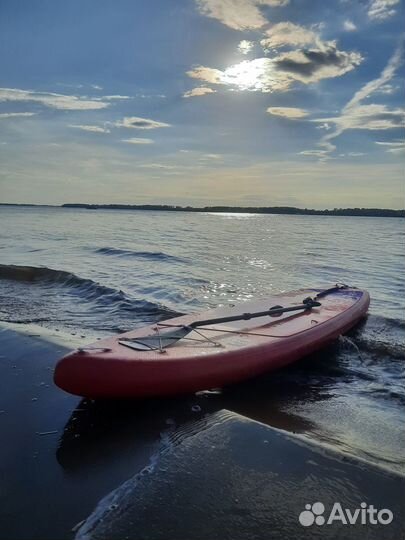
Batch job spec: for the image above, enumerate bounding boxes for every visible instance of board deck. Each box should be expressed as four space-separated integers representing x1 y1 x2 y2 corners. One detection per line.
54 286 370 398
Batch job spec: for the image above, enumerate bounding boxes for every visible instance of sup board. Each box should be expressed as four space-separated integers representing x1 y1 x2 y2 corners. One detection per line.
54 285 369 398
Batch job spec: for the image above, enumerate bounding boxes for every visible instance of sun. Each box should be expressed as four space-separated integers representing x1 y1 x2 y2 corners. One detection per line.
221 58 272 91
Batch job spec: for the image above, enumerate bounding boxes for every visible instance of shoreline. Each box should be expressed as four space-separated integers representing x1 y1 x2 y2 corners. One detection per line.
0 320 97 349
1 203 404 218
1 318 404 473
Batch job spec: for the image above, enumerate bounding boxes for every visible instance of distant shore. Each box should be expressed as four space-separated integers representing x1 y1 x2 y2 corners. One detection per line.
1 203 404 218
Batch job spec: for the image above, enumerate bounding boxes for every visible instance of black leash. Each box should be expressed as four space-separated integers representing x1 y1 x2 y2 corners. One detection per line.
313 283 350 299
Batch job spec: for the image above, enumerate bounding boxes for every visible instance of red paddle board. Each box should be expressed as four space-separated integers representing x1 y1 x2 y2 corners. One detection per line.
54 286 369 398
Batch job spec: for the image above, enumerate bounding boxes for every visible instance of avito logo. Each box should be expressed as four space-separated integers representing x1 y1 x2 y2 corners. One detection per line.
299 502 393 527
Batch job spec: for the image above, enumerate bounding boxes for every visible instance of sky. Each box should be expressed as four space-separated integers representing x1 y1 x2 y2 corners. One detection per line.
0 0 404 208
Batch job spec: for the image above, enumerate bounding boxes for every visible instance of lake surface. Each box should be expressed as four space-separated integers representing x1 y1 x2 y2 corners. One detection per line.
0 206 404 473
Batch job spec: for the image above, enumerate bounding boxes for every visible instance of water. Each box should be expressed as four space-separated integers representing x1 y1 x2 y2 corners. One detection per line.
1 206 403 332
0 206 404 472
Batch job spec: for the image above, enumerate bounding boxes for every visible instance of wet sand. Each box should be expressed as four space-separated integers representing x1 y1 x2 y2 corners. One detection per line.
0 325 404 540
75 410 405 540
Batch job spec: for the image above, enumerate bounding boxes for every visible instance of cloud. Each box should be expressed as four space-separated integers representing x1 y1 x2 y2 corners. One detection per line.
377 83 400 94
187 66 224 85
368 0 400 20
121 138 154 144
238 40 254 54
299 149 329 157
343 20 357 31
316 122 332 130
100 95 132 101
0 87 109 110
134 93 167 99
376 140 405 154
68 124 110 133
199 153 223 160
260 22 318 50
305 39 404 158
273 41 363 84
344 39 403 111
0 112 37 119
267 106 309 118
299 140 336 160
324 40 403 139
195 0 289 30
139 163 176 169
183 87 216 97
188 42 362 93
336 152 365 157
57 82 103 91
189 19 362 94
264 24 363 84
315 104 405 130
375 140 404 146
113 116 170 129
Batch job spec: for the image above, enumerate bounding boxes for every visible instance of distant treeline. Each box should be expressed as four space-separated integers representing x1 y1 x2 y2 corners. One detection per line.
61 203 405 218
0 203 54 207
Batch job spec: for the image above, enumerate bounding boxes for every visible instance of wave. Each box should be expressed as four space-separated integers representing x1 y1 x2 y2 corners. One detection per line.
354 336 405 360
365 313 405 330
0 263 127 300
349 314 405 360
0 264 179 320
95 247 187 263
332 315 405 405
